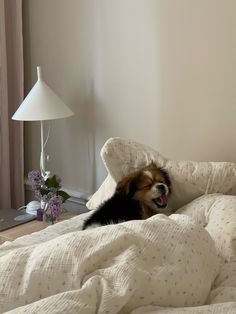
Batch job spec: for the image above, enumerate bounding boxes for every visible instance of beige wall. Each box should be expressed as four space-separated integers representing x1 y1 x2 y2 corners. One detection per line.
23 0 236 198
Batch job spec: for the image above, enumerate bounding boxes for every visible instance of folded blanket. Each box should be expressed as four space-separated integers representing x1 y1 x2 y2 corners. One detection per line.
0 214 219 314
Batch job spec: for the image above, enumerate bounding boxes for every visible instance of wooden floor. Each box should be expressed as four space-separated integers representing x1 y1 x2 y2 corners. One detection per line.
0 211 75 244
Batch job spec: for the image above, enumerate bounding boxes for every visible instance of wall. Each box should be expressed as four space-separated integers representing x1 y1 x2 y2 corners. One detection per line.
23 0 95 199
23 0 236 199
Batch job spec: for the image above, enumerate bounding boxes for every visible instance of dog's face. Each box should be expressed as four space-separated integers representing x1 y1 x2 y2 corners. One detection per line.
116 163 171 214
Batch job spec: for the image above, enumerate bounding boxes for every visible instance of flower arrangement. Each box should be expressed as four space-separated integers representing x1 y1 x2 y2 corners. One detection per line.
28 170 70 223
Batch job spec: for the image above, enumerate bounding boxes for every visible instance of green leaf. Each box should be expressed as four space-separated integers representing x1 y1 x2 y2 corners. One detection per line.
46 175 60 189
40 188 49 196
57 190 70 202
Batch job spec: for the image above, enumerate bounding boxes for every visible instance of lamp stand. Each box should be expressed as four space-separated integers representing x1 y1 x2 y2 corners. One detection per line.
11 65 74 214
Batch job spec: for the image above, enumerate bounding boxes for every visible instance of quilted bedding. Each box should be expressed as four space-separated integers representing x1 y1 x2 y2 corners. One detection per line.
0 194 236 313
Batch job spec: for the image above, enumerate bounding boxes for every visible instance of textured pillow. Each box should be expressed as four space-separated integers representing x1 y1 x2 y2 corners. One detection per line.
86 138 236 210
176 193 236 262
175 193 236 305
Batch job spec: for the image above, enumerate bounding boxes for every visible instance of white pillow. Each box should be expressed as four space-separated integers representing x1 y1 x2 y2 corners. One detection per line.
86 138 236 210
176 193 236 262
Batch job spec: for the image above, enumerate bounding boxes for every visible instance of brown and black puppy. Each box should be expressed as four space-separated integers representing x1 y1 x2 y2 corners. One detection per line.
82 163 171 230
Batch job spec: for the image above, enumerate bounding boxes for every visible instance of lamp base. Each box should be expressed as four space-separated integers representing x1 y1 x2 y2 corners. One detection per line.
25 201 40 215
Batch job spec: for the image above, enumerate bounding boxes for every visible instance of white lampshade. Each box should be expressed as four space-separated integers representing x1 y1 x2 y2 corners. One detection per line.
12 66 74 121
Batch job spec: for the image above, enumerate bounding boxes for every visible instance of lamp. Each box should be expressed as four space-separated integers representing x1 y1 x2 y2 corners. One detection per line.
12 66 74 178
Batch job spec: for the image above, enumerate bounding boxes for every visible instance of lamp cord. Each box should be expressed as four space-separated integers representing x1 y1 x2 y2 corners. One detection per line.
40 121 51 178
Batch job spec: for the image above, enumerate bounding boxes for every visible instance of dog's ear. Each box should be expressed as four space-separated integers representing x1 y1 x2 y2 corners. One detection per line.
116 172 140 198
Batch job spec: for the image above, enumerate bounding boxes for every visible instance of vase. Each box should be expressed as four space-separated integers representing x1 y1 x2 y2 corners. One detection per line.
40 200 47 211
43 211 54 224
40 200 53 224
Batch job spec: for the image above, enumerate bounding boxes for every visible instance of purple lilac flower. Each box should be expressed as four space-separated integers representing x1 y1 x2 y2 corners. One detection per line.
28 170 68 221
48 195 63 219
28 170 44 190
35 190 43 201
41 191 57 203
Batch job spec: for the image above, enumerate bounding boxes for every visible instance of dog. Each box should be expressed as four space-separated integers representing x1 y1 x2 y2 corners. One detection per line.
82 163 171 230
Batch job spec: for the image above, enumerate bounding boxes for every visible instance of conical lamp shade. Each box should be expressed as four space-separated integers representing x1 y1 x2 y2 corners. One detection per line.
12 66 74 121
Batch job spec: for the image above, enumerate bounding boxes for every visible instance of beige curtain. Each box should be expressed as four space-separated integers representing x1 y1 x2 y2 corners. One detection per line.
0 0 24 209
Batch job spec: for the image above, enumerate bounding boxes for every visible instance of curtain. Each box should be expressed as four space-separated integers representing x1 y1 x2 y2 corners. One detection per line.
0 0 24 209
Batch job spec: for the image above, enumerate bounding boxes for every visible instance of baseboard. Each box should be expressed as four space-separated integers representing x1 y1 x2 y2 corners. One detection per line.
62 188 90 214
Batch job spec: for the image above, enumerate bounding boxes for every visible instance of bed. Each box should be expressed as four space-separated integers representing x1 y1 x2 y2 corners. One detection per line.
1 138 236 314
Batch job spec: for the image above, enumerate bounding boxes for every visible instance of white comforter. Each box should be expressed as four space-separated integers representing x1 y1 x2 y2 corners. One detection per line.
1 194 236 314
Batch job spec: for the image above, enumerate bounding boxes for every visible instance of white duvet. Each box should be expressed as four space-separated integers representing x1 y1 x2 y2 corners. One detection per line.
1 194 236 314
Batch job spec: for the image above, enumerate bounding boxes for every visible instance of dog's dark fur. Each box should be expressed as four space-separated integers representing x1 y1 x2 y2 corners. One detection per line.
83 163 171 230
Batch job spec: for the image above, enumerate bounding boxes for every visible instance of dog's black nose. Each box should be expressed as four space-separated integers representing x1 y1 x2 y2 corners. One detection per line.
157 184 166 194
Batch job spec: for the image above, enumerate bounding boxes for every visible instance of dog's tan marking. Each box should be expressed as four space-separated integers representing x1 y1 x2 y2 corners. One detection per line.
143 170 153 179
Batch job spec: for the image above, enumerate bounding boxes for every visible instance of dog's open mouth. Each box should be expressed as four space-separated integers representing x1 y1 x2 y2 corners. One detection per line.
153 195 168 208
